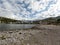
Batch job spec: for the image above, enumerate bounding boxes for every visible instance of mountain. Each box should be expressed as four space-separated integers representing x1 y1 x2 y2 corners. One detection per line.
0 16 60 24
0 17 38 24
0 17 18 24
39 16 60 25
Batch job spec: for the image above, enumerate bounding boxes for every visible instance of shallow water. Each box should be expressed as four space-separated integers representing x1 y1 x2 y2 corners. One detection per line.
0 24 36 30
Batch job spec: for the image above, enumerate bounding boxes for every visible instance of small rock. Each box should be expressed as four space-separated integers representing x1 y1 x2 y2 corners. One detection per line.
8 31 13 34
19 32 22 34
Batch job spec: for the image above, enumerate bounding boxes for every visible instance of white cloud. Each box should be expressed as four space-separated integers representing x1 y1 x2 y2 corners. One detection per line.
0 0 60 20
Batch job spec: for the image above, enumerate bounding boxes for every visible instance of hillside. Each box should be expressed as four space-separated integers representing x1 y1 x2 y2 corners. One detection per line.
40 16 60 25
0 16 60 24
0 17 22 24
0 17 39 24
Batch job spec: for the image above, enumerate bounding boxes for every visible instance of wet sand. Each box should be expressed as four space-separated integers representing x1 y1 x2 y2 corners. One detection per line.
0 25 60 45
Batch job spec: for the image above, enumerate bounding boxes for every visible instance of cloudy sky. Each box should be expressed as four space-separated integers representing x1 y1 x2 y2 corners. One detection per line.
0 0 60 20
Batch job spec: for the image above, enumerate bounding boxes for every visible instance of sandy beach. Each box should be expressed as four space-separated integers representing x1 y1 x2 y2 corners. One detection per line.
0 25 60 45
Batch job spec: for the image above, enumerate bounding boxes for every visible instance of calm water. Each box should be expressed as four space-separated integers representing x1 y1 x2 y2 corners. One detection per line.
0 24 36 30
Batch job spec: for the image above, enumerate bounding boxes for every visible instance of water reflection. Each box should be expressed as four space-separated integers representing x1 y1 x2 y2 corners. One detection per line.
0 24 35 30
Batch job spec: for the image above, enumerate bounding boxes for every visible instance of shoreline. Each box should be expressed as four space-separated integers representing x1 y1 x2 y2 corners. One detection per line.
0 25 60 45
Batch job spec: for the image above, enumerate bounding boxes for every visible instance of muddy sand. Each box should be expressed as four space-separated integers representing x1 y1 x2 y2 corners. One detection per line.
0 25 60 45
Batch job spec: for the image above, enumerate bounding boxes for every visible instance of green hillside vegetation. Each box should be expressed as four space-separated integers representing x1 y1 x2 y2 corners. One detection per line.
0 16 60 24
0 17 22 24
0 17 13 23
0 17 40 24
41 16 60 25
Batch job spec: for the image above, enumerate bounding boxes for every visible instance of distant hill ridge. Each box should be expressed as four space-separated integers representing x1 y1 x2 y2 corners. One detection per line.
40 16 60 25
0 16 60 24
